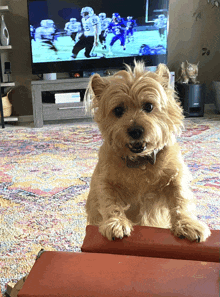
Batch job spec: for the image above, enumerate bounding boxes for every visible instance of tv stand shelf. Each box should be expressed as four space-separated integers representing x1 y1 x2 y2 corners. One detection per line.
31 77 91 128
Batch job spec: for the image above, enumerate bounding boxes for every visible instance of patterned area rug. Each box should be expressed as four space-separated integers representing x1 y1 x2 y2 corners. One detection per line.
0 118 220 294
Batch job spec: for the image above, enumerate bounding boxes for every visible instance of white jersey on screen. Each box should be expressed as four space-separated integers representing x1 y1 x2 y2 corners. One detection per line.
64 19 81 35
82 15 101 37
35 20 56 41
99 17 111 31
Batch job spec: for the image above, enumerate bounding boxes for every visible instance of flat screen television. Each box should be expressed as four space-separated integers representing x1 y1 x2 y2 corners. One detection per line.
27 0 169 75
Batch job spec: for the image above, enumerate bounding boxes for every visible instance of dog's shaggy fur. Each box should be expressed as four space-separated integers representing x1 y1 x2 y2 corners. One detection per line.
85 61 211 242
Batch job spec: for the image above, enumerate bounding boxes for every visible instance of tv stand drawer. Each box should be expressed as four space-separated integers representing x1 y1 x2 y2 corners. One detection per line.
43 102 86 121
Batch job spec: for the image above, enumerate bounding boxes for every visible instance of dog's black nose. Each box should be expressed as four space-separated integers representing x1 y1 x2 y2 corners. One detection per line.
128 126 144 140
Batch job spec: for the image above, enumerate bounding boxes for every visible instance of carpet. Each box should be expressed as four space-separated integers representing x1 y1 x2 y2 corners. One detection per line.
0 118 220 294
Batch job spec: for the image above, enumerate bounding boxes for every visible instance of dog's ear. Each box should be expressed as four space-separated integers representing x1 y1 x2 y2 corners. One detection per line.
155 64 170 88
91 74 110 98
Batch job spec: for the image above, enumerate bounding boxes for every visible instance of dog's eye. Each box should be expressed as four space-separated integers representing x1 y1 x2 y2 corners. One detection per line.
113 106 125 118
143 103 153 113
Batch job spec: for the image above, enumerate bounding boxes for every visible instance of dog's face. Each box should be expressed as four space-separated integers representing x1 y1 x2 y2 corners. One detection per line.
87 62 184 158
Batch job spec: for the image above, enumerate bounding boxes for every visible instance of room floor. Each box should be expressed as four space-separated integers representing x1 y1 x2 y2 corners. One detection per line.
1 103 219 295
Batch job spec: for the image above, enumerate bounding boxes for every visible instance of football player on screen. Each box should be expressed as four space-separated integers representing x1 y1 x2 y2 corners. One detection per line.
30 25 35 39
71 7 101 59
154 14 167 42
35 19 58 53
64 18 82 43
126 16 137 43
106 13 127 55
98 12 111 50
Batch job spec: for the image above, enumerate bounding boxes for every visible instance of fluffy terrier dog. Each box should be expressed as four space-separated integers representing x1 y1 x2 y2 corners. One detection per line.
85 61 211 242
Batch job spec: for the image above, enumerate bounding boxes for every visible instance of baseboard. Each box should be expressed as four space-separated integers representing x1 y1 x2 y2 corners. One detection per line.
204 103 217 114
18 115 34 123
204 103 215 111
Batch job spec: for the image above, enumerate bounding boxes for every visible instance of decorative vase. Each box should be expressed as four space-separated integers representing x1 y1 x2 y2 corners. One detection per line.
0 14 10 46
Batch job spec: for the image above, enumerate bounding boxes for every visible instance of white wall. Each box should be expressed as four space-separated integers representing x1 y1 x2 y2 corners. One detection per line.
168 0 220 84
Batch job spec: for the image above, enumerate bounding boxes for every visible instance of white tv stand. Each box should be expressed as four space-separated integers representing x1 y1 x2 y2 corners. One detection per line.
31 77 91 128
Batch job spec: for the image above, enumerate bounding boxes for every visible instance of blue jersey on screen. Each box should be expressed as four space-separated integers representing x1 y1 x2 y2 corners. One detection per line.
108 19 126 36
126 19 136 30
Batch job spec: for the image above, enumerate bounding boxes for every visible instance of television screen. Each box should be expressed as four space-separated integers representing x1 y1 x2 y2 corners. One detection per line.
27 0 169 74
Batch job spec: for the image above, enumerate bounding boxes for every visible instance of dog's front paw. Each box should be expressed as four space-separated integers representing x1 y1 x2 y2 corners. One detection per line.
99 217 133 241
171 219 211 242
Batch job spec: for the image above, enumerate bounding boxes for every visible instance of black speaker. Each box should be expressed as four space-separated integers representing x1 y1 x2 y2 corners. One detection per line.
4 62 11 74
175 83 205 117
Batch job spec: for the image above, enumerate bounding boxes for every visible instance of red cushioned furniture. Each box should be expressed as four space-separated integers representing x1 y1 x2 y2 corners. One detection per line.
18 251 219 297
81 225 220 262
13 226 220 297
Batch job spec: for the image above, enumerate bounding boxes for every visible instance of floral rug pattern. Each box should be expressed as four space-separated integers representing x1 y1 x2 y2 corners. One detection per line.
0 119 220 294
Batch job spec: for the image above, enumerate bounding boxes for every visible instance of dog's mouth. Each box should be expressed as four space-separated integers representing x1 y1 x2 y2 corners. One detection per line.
126 142 147 154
